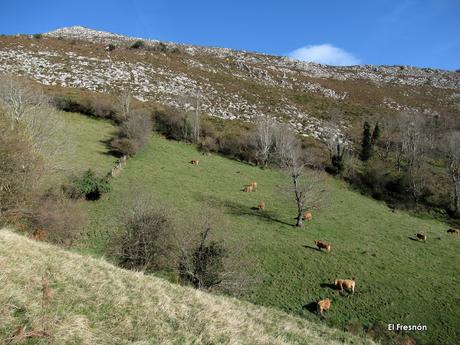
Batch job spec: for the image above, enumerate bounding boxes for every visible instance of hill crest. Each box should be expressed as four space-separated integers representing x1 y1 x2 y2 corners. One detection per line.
0 26 459 140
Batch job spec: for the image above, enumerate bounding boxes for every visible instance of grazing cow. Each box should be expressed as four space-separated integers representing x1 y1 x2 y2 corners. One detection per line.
258 201 265 210
314 240 331 252
415 233 427 242
190 159 199 165
250 181 257 190
334 278 356 294
317 298 332 315
303 212 313 221
447 228 459 235
243 185 253 193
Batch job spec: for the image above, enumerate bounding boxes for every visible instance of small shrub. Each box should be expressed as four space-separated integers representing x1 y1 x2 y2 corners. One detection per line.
107 44 116 51
178 206 227 290
200 119 218 138
69 170 111 200
110 137 137 156
33 33 43 39
217 131 257 163
111 110 153 156
154 109 188 140
27 192 87 246
0 115 44 216
131 40 145 49
154 42 167 52
53 94 117 120
187 240 225 289
117 202 176 272
198 137 218 154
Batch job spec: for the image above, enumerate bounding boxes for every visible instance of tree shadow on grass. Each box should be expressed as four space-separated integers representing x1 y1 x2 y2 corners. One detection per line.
99 137 124 158
192 194 294 227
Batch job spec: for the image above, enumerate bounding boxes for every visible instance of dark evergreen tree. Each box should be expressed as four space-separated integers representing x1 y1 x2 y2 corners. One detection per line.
371 122 381 145
361 121 372 161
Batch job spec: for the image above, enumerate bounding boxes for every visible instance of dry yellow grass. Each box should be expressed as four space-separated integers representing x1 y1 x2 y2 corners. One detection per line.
0 229 375 345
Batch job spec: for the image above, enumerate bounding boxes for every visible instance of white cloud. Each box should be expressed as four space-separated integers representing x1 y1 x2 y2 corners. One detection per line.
288 44 361 66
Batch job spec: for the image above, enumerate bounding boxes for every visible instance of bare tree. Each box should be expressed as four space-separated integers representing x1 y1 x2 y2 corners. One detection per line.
396 112 429 203
398 112 426 170
380 114 400 159
273 124 323 227
0 77 69 170
255 114 276 167
116 89 132 122
178 205 226 289
0 76 47 128
191 95 201 143
446 131 460 215
23 107 70 170
0 115 44 218
179 93 202 143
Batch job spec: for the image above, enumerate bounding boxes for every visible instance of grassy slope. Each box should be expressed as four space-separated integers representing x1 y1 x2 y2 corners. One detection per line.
58 111 117 175
0 230 371 345
84 135 460 345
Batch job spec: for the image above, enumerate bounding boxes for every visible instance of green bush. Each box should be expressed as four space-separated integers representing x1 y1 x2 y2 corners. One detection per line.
131 40 145 49
32 33 43 39
69 170 111 200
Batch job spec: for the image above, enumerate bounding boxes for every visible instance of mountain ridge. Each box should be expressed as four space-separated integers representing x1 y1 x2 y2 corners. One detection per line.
1 26 459 140
45 26 456 73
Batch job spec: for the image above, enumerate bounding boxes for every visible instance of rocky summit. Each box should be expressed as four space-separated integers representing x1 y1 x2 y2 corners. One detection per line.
0 26 459 140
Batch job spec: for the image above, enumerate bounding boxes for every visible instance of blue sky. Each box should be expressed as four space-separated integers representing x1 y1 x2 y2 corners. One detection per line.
1 0 458 70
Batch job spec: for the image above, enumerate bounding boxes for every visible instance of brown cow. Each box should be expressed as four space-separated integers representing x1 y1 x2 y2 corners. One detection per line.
303 212 313 221
317 298 332 315
314 240 331 252
243 185 253 193
415 233 427 242
190 159 200 165
334 278 356 294
447 228 459 235
258 201 265 210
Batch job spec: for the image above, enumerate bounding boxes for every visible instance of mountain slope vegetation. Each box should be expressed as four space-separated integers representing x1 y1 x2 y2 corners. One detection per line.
1 26 460 345
0 229 372 345
82 133 459 345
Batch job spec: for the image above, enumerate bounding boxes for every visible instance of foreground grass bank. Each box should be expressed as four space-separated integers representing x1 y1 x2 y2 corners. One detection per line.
0 230 372 345
84 135 459 345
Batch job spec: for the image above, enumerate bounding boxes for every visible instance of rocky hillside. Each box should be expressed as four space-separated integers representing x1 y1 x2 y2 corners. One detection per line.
0 26 459 140
0 229 374 345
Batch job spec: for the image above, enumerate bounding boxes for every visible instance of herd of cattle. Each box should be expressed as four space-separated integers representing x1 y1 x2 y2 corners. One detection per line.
189 158 459 316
